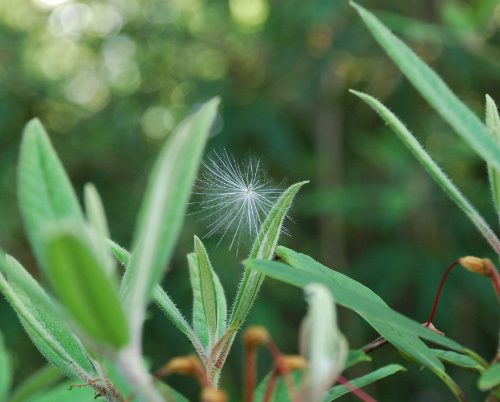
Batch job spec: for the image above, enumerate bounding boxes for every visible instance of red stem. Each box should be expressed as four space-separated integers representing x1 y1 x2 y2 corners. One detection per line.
489 263 500 303
263 368 279 402
425 260 458 326
337 375 377 402
245 346 256 402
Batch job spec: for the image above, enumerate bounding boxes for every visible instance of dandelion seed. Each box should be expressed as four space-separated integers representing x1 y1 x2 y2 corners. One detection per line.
194 150 282 250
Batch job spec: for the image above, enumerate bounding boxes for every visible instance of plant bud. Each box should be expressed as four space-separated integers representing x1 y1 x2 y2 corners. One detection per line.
281 355 308 372
243 326 270 349
459 256 492 276
201 388 228 402
157 355 201 377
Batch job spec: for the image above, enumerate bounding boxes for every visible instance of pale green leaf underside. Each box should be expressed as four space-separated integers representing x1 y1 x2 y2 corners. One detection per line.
45 226 129 347
351 2 500 170
188 251 209 348
0 252 94 379
351 90 500 255
18 119 84 266
121 98 219 339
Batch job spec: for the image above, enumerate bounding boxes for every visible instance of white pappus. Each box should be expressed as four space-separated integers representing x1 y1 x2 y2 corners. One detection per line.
194 150 283 250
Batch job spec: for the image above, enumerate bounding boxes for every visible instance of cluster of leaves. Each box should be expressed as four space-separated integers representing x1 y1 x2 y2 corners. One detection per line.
0 3 499 402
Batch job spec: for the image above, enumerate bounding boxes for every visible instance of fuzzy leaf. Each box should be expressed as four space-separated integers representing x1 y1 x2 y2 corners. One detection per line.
17 119 84 265
9 365 63 402
351 2 500 170
120 98 219 340
24 382 95 402
0 252 94 379
351 90 500 255
108 240 204 358
84 183 115 276
193 236 226 347
322 364 405 400
486 95 500 224
44 224 129 347
479 364 500 391
188 252 209 348
0 331 11 401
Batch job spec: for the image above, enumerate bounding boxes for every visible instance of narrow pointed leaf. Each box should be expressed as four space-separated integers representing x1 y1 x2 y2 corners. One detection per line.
486 95 500 224
0 331 11 401
230 180 309 327
188 252 209 348
351 90 500 255
351 2 500 169
432 349 485 373
45 224 129 347
0 252 94 379
193 235 225 347
84 183 115 276
322 364 405 401
18 119 84 264
108 240 204 357
120 98 219 339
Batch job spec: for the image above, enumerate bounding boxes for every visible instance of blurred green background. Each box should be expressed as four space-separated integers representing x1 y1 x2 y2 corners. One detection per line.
0 0 499 400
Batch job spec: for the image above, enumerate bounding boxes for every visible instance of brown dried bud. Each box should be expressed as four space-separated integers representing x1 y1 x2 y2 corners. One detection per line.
157 355 201 378
281 355 308 372
201 388 228 402
243 326 270 349
459 256 492 277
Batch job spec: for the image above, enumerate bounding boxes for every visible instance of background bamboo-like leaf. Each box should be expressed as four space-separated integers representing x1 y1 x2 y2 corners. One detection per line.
486 95 500 225
120 98 219 342
351 90 500 255
44 224 129 348
351 2 500 170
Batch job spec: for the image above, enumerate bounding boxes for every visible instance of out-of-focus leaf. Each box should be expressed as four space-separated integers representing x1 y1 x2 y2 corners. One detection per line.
45 224 128 348
9 365 63 402
254 371 303 402
84 183 115 276
351 2 500 170
479 363 500 391
0 251 94 379
322 364 405 400
24 382 96 402
351 90 500 255
17 119 84 265
345 350 371 369
188 252 209 348
0 331 11 401
120 98 219 340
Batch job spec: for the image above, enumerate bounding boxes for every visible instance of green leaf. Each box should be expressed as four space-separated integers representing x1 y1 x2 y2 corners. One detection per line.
9 365 63 402
0 331 11 401
0 251 94 379
120 98 219 340
84 183 115 277
322 364 405 401
230 181 309 328
479 363 500 391
24 382 96 402
108 240 205 358
44 224 129 347
350 2 500 170
254 371 303 402
432 349 485 373
208 181 307 382
486 95 500 224
350 90 500 255
345 350 371 369
247 247 470 400
17 119 84 265
193 236 226 347
188 252 209 349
